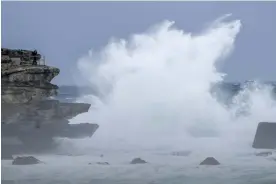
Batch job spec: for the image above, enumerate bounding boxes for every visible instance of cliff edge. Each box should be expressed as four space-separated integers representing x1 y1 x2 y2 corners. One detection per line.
1 48 98 154
1 49 60 103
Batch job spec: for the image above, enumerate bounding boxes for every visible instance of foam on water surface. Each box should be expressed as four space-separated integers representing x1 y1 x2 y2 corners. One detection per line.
3 14 276 184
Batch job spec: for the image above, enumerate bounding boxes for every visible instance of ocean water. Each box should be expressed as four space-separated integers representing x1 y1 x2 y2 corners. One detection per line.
2 15 276 184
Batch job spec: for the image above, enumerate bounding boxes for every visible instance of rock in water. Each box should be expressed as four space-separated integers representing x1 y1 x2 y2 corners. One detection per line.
253 122 276 149
96 162 109 165
255 151 273 157
130 158 147 164
171 151 191 157
199 157 220 165
12 156 41 165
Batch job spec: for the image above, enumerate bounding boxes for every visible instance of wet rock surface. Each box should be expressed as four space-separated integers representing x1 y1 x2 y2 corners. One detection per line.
1 48 99 155
130 158 147 164
255 151 273 157
253 122 276 149
12 156 41 165
199 157 220 165
2 101 91 125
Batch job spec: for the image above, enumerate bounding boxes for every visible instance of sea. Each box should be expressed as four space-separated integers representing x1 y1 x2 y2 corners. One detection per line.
2 15 276 184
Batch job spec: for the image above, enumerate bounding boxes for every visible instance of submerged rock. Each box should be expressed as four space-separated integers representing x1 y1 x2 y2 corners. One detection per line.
171 150 191 157
130 158 147 164
199 157 220 165
88 162 109 165
96 162 109 165
255 151 272 157
12 156 41 165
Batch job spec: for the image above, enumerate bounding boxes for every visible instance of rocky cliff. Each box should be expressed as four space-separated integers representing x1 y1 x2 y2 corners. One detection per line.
2 66 60 103
1 48 98 155
2 48 60 103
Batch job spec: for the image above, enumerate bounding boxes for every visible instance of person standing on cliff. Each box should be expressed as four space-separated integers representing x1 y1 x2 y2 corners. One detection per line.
32 50 38 65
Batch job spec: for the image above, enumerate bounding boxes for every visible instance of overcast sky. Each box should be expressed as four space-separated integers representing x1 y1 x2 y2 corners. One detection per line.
2 2 276 85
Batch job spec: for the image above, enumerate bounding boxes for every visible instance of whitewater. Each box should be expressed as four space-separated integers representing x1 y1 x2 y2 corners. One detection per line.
2 15 276 184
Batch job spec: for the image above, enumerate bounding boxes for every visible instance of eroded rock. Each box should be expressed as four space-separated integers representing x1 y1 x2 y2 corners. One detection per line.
199 157 220 165
1 48 98 155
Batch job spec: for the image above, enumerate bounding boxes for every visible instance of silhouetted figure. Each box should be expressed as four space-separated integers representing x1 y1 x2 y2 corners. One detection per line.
32 50 38 65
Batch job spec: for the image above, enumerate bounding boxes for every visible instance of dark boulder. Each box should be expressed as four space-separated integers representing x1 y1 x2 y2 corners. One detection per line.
199 157 220 165
12 156 41 165
130 158 147 164
252 122 276 149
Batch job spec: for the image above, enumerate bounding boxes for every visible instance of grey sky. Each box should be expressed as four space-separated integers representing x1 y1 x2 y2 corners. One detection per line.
2 2 276 85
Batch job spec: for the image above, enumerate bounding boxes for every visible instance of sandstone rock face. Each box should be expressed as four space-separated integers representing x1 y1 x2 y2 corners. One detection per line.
1 48 99 154
1 65 59 83
2 66 59 104
12 156 41 165
1 48 42 68
1 100 91 125
2 48 59 103
252 122 276 149
199 157 220 165
2 81 58 104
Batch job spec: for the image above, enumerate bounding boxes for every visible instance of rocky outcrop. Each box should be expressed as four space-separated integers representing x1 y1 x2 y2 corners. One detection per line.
130 158 147 164
2 66 59 103
255 151 272 157
1 48 42 70
2 122 99 140
1 48 99 154
1 65 59 83
2 81 58 104
1 100 91 125
12 156 41 165
252 122 276 149
2 48 59 103
199 157 220 165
